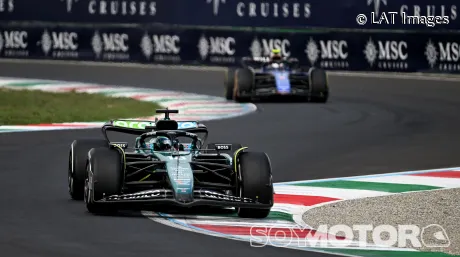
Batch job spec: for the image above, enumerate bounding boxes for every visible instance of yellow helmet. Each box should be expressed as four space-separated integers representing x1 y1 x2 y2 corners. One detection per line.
270 48 282 61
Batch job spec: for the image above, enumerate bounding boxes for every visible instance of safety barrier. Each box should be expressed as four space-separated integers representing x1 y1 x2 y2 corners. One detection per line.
0 0 459 74
1 0 458 30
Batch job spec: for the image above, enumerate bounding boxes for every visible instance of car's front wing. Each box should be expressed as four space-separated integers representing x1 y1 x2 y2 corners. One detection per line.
93 189 273 209
252 87 310 96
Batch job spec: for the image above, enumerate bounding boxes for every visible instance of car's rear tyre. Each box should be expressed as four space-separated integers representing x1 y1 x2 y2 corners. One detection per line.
69 139 108 200
234 68 253 103
225 68 236 100
236 152 273 218
84 147 124 215
309 67 329 103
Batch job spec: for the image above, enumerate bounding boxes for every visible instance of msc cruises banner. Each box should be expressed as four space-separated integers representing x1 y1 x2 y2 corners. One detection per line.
0 24 459 73
0 0 458 30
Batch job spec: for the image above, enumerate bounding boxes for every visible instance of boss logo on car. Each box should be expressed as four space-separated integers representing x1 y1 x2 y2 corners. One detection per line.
215 144 232 150
111 142 128 149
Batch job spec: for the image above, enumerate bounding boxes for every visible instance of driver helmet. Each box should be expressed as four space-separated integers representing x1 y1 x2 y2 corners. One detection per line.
155 136 172 151
172 139 182 150
270 48 282 61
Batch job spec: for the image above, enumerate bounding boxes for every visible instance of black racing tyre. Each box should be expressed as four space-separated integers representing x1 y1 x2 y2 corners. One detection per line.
84 147 124 215
309 67 329 103
225 68 236 100
236 152 273 218
68 139 108 200
234 68 253 103
206 143 243 156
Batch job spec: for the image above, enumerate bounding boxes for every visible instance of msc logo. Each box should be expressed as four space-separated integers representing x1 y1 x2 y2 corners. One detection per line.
2 31 27 49
0 30 29 57
250 38 290 57
198 35 235 60
101 33 128 52
52 32 78 50
152 34 180 54
92 31 130 60
363 37 408 70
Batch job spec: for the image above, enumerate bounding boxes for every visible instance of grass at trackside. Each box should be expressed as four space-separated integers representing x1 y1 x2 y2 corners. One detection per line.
0 88 162 125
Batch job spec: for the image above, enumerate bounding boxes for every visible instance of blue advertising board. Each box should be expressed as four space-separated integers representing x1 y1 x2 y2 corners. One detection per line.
0 0 458 30
0 24 459 73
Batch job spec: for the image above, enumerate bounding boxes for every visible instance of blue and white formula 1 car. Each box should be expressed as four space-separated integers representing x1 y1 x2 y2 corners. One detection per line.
225 56 329 103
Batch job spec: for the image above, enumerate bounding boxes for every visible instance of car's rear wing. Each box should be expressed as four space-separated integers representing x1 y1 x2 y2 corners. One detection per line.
240 56 302 70
240 56 268 69
101 120 208 142
100 108 208 143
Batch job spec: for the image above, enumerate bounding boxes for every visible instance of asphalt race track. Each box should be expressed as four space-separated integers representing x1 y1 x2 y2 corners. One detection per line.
1 61 460 257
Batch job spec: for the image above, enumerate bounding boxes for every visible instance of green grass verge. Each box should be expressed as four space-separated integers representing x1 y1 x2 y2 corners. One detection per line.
0 88 162 125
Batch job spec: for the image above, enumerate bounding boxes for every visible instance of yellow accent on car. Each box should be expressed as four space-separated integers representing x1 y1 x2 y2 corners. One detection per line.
139 174 151 181
233 147 248 172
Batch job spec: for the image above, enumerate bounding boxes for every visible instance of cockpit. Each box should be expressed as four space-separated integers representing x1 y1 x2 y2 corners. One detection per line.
135 132 204 154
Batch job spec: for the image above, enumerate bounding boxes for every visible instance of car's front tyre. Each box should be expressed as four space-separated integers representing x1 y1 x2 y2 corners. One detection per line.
85 147 124 215
225 68 236 100
236 152 273 218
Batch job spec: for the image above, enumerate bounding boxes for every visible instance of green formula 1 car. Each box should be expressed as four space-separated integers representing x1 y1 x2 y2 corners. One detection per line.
68 109 273 218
